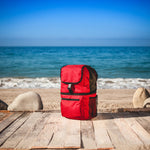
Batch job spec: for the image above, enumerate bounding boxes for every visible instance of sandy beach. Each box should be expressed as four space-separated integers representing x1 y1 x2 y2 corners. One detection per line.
0 89 138 112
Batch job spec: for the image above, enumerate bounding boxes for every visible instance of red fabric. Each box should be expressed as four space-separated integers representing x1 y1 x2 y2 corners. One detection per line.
61 65 84 83
61 65 90 93
61 94 97 120
60 65 97 120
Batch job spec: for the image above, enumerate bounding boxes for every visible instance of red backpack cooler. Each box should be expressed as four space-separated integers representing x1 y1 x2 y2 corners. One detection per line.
60 65 98 120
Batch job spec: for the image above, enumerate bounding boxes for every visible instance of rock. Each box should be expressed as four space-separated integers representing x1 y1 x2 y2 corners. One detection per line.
133 87 150 108
0 99 8 110
8 91 43 111
143 97 150 108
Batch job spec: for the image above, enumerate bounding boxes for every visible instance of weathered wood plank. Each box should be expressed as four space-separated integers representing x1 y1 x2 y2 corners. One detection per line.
0 148 14 150
0 112 24 133
138 112 150 116
0 112 30 147
0 111 13 123
31 113 61 149
48 114 66 148
124 115 150 149
32 113 80 149
1 112 44 149
63 118 80 148
101 113 129 150
81 120 96 149
16 112 50 149
112 113 144 150
32 149 78 150
136 114 150 134
44 114 81 149
118 108 150 112
138 112 150 123
93 117 114 149
1 111 150 150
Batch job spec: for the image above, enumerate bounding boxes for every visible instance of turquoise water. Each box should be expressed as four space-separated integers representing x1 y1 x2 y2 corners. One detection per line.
0 46 150 78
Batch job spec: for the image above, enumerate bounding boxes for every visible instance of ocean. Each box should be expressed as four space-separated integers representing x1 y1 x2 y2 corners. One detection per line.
0 46 150 89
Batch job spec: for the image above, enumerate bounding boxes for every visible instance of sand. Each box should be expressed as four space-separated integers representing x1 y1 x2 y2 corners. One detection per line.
0 89 136 112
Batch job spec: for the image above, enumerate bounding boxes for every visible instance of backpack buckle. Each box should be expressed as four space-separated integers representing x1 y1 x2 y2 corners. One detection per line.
68 84 73 93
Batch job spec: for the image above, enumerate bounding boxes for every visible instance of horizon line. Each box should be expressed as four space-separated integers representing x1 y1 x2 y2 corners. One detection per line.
0 45 150 47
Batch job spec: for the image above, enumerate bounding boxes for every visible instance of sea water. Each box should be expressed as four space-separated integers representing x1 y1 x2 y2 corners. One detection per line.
0 46 150 89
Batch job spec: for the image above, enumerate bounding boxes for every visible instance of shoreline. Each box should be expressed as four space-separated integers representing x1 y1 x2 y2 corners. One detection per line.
0 88 137 112
0 77 150 89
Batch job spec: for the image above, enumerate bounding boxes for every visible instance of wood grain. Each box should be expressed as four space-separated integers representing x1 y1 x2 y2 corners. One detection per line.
0 111 150 150
0 112 24 133
16 112 50 149
101 113 129 150
0 112 30 146
1 112 43 149
48 114 66 148
123 114 150 149
32 113 61 148
112 113 144 150
63 118 80 148
81 120 96 149
93 118 114 149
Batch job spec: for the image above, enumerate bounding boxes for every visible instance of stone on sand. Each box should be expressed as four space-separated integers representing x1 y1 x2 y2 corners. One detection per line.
0 99 8 110
8 91 43 111
133 87 150 108
143 97 150 108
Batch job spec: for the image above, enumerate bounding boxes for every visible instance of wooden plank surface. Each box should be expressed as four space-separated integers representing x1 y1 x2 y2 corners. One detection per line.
32 113 62 149
47 113 66 148
63 118 80 148
92 115 114 149
118 108 150 112
16 112 50 149
0 111 150 150
124 116 150 149
47 114 80 149
0 112 30 146
112 113 144 150
136 113 150 134
1 112 44 149
81 121 96 149
0 111 13 123
101 113 129 150
116 112 150 150
0 112 24 133
32 113 80 149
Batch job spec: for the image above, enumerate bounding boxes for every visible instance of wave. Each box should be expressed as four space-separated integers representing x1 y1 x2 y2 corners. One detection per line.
0 77 150 89
97 78 150 89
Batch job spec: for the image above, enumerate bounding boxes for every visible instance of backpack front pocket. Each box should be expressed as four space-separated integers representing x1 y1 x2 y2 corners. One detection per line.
61 96 82 119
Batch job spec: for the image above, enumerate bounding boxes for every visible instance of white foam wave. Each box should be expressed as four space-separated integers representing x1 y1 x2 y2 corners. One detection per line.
0 78 60 89
98 78 150 89
0 77 149 89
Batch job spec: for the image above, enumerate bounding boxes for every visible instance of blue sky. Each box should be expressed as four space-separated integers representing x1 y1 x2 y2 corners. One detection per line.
0 0 150 46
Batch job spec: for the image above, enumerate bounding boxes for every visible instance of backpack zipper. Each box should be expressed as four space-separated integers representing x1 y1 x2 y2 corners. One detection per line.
61 98 79 101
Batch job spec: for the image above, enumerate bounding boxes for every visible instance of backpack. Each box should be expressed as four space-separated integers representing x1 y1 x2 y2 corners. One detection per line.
60 65 98 120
